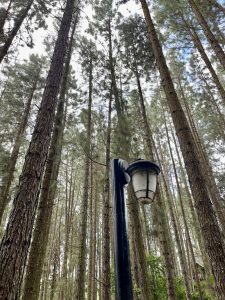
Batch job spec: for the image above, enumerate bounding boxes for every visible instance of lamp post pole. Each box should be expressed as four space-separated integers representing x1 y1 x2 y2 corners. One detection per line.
112 159 133 300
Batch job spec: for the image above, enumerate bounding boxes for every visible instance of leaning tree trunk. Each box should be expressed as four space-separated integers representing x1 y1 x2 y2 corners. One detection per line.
0 79 37 224
139 1 225 298
22 16 77 300
187 0 225 69
0 0 75 298
75 56 93 300
0 0 34 64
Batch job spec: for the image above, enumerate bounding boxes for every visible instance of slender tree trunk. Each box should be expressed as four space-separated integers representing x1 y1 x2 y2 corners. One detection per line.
75 56 93 300
128 186 154 300
187 0 225 69
61 163 74 299
22 15 77 300
178 81 225 232
142 207 152 254
164 116 203 300
92 177 97 300
140 1 225 297
88 165 94 300
0 0 75 298
135 66 177 300
157 141 192 300
0 0 34 63
0 80 37 224
170 129 214 287
101 89 112 300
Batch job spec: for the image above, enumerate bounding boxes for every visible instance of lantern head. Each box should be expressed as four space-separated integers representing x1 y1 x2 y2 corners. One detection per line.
127 159 160 204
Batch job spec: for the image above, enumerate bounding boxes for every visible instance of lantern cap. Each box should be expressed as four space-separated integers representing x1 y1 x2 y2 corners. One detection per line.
126 159 160 176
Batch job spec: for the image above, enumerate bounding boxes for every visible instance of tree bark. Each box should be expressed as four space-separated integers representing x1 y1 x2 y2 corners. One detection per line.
187 0 225 69
101 88 112 300
22 15 77 300
75 55 93 300
0 0 75 298
139 1 225 298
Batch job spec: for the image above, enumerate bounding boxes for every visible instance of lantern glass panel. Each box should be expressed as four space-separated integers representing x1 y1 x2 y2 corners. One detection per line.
132 170 157 204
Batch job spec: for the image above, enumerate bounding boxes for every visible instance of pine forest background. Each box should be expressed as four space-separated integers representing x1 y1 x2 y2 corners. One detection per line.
0 0 224 299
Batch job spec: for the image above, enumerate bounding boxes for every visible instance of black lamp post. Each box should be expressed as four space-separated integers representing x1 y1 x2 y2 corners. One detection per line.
112 158 160 300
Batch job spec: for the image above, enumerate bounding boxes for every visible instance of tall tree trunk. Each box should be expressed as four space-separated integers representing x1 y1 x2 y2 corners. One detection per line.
164 115 203 300
156 140 192 300
187 0 225 69
87 170 94 300
178 80 225 232
0 79 37 224
61 162 74 299
75 56 93 300
140 1 225 298
92 177 97 300
128 186 154 300
134 65 177 300
0 0 75 298
0 0 34 64
101 88 112 300
22 15 77 300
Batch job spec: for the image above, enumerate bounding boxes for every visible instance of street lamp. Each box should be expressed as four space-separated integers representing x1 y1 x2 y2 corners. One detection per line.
111 158 160 300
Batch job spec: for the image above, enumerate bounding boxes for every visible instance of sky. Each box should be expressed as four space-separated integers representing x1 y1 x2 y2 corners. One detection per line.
15 1 141 61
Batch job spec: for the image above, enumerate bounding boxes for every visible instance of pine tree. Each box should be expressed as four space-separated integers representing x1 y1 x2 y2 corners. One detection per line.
0 0 75 297
22 14 78 300
138 0 225 298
